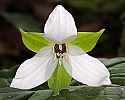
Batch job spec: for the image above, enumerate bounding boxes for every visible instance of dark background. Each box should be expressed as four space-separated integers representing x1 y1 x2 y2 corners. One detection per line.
0 0 125 68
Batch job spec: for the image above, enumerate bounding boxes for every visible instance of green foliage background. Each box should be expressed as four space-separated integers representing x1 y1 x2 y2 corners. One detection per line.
0 58 125 99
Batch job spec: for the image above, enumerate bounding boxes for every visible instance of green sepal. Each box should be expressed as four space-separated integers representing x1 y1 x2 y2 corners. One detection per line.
20 29 49 52
71 29 105 52
48 60 72 96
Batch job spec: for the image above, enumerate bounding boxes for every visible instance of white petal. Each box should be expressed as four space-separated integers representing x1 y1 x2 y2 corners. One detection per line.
44 5 77 43
63 46 111 86
10 46 58 89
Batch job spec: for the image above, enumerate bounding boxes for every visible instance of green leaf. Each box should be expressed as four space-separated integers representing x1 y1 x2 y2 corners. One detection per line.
28 90 52 100
48 61 72 95
0 67 17 79
1 58 125 99
109 62 125 86
0 78 10 88
100 57 125 68
100 57 125 86
23 85 125 100
20 29 49 52
0 87 25 93
71 29 105 52
2 13 41 32
0 90 34 100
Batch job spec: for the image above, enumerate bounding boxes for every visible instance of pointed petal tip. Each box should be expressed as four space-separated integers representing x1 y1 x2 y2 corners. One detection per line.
99 28 105 33
53 5 64 12
10 46 58 90
102 77 112 85
87 76 112 87
10 82 14 88
10 79 33 89
89 79 112 87
56 5 63 8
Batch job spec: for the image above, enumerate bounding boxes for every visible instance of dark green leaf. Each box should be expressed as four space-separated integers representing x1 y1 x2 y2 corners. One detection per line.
26 85 125 100
0 87 34 100
1 58 125 99
109 62 125 86
48 85 125 100
99 57 125 86
100 57 125 67
0 91 34 100
28 90 52 100
0 78 10 88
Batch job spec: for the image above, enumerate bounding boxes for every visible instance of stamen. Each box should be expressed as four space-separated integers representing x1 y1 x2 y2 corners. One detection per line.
54 44 59 53
59 44 62 51
62 44 66 53
54 43 66 58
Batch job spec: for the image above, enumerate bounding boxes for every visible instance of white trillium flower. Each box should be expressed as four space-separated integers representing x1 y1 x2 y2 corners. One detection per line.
10 5 111 89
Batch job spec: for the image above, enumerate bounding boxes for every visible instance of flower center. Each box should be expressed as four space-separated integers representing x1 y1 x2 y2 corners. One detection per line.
54 43 66 58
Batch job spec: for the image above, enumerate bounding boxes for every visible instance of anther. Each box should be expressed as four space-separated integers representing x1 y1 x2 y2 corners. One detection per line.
54 43 66 58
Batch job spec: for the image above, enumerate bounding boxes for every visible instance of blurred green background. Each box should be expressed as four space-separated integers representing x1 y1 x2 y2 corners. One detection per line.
0 0 125 67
